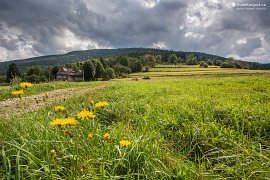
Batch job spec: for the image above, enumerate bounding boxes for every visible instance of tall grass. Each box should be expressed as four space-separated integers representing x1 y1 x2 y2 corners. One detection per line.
0 81 103 101
0 75 270 179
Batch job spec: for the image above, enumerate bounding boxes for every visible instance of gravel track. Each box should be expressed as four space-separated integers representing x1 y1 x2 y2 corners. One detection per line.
0 85 105 119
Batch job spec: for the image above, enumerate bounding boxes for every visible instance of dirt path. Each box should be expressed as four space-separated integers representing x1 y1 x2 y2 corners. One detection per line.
0 85 106 119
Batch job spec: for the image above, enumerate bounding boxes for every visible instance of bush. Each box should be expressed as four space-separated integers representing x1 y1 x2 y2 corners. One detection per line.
220 61 236 68
199 61 208 68
104 68 115 80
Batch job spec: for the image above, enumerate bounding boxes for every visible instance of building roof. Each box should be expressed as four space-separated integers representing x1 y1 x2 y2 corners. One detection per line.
56 68 83 76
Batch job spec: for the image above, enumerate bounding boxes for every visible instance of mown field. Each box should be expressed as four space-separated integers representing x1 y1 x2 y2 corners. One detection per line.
132 65 270 78
0 67 270 179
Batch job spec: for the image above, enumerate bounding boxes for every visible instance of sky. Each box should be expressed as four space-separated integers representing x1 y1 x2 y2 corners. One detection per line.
0 0 269 63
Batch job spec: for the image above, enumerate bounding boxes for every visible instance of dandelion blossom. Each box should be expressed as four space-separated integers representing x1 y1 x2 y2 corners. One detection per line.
63 118 78 125
95 101 109 108
88 133 93 140
50 118 78 126
20 82 33 89
103 133 110 141
77 109 96 120
12 90 24 98
120 140 131 148
55 105 65 111
50 119 64 127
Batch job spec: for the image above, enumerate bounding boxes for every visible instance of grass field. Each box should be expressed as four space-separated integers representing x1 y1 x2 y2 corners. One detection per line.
0 81 103 101
0 67 270 179
132 65 270 78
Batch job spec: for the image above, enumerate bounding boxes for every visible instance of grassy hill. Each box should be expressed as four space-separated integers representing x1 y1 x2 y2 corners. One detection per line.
0 48 225 73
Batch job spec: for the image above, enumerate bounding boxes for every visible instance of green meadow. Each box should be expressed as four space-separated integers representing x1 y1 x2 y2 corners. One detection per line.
132 65 270 78
1 67 270 179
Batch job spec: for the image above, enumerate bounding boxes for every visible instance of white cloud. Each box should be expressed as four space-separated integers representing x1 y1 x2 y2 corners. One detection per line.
54 29 111 53
237 39 247 44
152 41 166 49
140 0 160 8
184 32 204 39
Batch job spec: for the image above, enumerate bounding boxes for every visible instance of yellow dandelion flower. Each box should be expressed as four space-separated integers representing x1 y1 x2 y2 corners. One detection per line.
50 118 78 126
77 109 96 120
120 140 131 148
12 89 24 98
50 118 64 127
62 118 78 125
88 133 93 140
20 82 33 89
103 133 110 141
55 105 65 111
95 101 109 108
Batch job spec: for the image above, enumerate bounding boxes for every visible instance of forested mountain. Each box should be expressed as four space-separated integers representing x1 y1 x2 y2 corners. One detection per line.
0 48 225 72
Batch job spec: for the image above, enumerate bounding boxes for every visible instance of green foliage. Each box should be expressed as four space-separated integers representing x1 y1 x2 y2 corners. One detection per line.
26 66 42 76
220 61 236 68
104 68 115 80
94 60 105 79
6 63 21 83
144 54 156 68
51 66 60 79
113 64 131 77
168 54 178 64
83 60 96 81
99 57 108 69
199 61 208 68
186 54 198 65
176 57 185 64
116 55 129 67
213 60 222 66
129 61 143 73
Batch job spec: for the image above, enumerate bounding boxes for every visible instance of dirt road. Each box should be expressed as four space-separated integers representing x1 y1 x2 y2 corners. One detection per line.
0 85 106 119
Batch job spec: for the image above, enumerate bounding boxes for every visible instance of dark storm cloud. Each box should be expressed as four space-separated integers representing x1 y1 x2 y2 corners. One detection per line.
0 0 269 62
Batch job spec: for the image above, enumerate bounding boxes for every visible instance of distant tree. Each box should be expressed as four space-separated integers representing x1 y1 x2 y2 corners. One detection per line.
99 57 108 69
213 60 222 66
113 64 130 76
83 60 96 81
26 66 42 76
155 55 162 63
116 56 129 67
144 54 156 68
250 62 261 70
199 61 208 68
104 68 115 80
168 54 178 64
220 61 235 68
6 63 21 83
95 60 105 79
51 66 59 79
42 67 52 81
186 54 198 65
176 57 185 64
206 59 213 65
129 61 143 72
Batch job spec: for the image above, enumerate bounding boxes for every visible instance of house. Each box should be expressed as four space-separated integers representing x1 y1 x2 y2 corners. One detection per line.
56 68 84 82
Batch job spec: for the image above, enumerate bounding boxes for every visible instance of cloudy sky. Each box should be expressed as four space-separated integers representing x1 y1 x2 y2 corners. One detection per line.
0 0 269 63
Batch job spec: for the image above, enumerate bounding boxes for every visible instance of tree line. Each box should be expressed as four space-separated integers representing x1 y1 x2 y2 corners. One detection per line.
2 53 266 84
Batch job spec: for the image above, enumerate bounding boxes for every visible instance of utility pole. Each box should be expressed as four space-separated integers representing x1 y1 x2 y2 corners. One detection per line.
82 69 85 82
